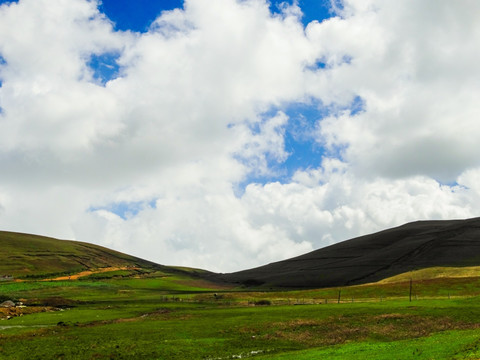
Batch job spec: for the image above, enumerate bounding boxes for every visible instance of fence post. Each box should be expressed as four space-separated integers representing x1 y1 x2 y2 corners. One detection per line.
409 278 413 302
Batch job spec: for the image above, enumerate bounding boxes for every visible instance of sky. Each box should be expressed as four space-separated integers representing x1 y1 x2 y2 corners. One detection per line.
0 0 479 272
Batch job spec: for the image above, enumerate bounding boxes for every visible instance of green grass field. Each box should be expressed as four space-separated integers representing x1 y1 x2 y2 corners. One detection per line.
2 268 480 359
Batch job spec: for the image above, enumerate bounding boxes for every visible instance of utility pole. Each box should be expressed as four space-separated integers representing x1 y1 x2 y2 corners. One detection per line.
409 278 413 302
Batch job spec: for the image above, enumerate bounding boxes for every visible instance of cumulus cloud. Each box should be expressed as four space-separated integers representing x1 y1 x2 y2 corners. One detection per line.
0 0 128 152
0 0 479 272
313 0 480 181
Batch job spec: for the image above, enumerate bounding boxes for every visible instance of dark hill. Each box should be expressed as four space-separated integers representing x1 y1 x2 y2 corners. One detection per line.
0 231 195 279
219 217 480 288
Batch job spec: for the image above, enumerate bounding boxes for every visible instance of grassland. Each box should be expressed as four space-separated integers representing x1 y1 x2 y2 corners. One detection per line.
2 268 480 359
4 230 480 359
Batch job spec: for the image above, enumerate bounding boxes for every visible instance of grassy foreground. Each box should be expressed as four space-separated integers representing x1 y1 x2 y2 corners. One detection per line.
2 270 480 359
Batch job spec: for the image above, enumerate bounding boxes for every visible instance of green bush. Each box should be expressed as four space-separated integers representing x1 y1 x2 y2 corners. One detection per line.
254 299 271 306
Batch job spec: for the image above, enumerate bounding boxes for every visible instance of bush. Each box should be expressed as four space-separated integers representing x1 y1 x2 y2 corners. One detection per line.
35 297 77 308
254 299 271 306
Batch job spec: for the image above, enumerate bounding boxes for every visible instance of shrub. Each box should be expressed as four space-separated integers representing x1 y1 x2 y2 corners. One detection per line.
254 299 271 306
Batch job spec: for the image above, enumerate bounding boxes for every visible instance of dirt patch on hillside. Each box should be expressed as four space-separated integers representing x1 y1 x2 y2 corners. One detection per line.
0 306 57 320
42 266 138 281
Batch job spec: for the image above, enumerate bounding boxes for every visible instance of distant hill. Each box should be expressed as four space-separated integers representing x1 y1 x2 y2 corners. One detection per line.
219 217 480 288
5 217 480 288
0 231 198 279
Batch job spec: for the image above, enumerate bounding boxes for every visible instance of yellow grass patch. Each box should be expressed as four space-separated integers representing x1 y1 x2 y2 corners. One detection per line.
377 266 480 284
41 266 139 281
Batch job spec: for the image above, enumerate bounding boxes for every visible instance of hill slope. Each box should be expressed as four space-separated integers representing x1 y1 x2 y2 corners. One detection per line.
0 231 180 279
219 217 480 288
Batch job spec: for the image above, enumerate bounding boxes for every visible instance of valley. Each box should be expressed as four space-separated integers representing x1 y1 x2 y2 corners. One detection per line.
3 220 480 359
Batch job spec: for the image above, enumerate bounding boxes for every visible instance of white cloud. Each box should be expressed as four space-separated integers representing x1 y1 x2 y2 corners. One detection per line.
313 0 480 181
242 161 476 251
0 0 479 272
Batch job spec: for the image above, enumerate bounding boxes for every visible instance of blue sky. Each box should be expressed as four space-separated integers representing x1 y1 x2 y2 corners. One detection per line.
0 0 335 187
99 0 183 32
96 0 334 188
86 0 337 206
0 0 478 272
0 0 335 185
100 0 332 32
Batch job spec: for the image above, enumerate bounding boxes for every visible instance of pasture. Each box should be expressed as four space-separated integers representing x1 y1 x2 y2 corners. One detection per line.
2 269 480 359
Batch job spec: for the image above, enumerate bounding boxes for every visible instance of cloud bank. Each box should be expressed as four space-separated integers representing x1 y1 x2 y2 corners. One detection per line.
0 0 479 271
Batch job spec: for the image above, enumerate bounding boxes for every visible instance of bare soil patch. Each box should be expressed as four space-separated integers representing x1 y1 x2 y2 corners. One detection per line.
0 306 57 320
42 266 138 281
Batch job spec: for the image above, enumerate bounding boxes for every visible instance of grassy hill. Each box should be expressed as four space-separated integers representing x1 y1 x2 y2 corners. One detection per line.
5 217 480 287
219 217 480 288
0 231 203 279
4 223 480 359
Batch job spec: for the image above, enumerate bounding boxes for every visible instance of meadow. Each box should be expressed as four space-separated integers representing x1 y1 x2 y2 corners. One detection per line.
2 269 480 359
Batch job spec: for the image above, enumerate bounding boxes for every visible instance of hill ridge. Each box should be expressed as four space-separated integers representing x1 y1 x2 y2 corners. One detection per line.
0 230 204 280
4 217 480 288
218 217 480 288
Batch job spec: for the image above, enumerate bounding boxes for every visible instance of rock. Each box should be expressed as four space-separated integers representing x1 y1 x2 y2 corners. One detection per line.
0 300 15 308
